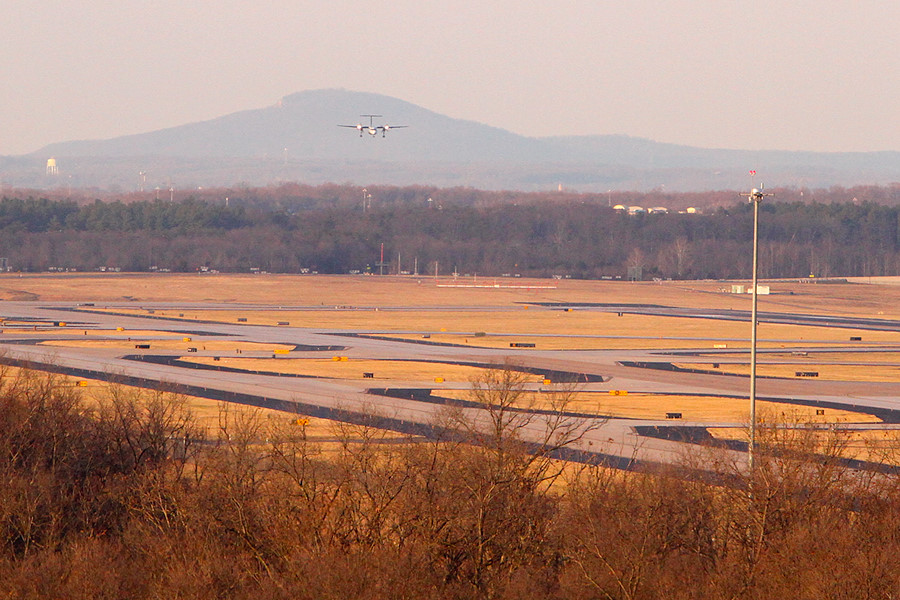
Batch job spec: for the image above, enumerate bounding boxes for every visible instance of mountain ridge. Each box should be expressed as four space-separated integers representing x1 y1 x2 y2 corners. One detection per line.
5 89 900 192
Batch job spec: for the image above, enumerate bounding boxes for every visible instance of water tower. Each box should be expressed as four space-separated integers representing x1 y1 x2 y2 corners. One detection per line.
46 158 58 176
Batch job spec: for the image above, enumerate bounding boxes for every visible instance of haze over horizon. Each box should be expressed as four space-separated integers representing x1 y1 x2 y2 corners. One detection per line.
3 2 900 157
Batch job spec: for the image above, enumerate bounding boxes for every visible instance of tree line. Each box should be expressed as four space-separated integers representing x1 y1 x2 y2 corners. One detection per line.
1 188 899 279
2 366 900 599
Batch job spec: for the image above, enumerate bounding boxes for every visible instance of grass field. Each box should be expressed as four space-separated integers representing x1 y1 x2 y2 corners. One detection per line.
180 356 538 383
91 306 898 348
436 389 879 423
674 361 900 383
38 338 293 352
0 365 394 446
2 272 900 319
701 350 900 363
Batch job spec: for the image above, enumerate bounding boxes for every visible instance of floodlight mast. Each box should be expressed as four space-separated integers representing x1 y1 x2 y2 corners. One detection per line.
741 184 773 472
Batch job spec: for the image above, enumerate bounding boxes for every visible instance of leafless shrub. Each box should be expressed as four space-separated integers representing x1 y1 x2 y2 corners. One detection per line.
4 366 900 598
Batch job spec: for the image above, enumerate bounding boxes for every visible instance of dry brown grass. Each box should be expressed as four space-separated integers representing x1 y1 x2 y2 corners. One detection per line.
3 273 900 319
180 356 538 383
674 362 900 383
707 426 900 465
188 399 406 444
694 349 900 361
3 328 183 337
437 388 879 423
373 332 722 351
37 338 293 352
756 351 900 363
0 365 394 447
93 306 896 349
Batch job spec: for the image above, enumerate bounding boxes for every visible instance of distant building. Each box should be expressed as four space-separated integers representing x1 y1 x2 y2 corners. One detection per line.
46 158 58 176
730 283 769 294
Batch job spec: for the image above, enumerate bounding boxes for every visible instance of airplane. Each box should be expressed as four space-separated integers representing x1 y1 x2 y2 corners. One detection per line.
338 114 408 137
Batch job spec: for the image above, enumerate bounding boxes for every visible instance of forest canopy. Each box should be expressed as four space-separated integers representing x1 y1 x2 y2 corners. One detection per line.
1 183 899 279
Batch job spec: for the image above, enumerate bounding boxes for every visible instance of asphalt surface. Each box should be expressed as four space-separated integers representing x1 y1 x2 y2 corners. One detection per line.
3 300 900 471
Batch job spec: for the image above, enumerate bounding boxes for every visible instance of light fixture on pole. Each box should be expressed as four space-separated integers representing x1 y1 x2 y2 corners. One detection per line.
741 183 772 471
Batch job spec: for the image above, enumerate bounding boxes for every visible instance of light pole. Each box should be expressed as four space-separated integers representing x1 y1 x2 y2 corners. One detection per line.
742 185 772 471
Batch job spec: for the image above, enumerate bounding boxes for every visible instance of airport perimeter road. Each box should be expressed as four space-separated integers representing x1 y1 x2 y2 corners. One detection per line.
2 300 899 470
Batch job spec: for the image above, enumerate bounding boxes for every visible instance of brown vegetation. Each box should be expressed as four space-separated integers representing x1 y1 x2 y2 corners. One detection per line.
2 366 900 598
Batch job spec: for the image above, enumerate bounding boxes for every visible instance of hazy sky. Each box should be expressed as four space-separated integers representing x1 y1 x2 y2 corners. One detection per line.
3 1 899 156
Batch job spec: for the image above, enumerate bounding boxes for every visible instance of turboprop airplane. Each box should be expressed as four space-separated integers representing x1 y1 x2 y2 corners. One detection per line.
338 114 408 137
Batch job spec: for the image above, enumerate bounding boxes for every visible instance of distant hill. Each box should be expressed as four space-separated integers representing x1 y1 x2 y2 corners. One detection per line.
31 90 549 164
3 89 900 192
